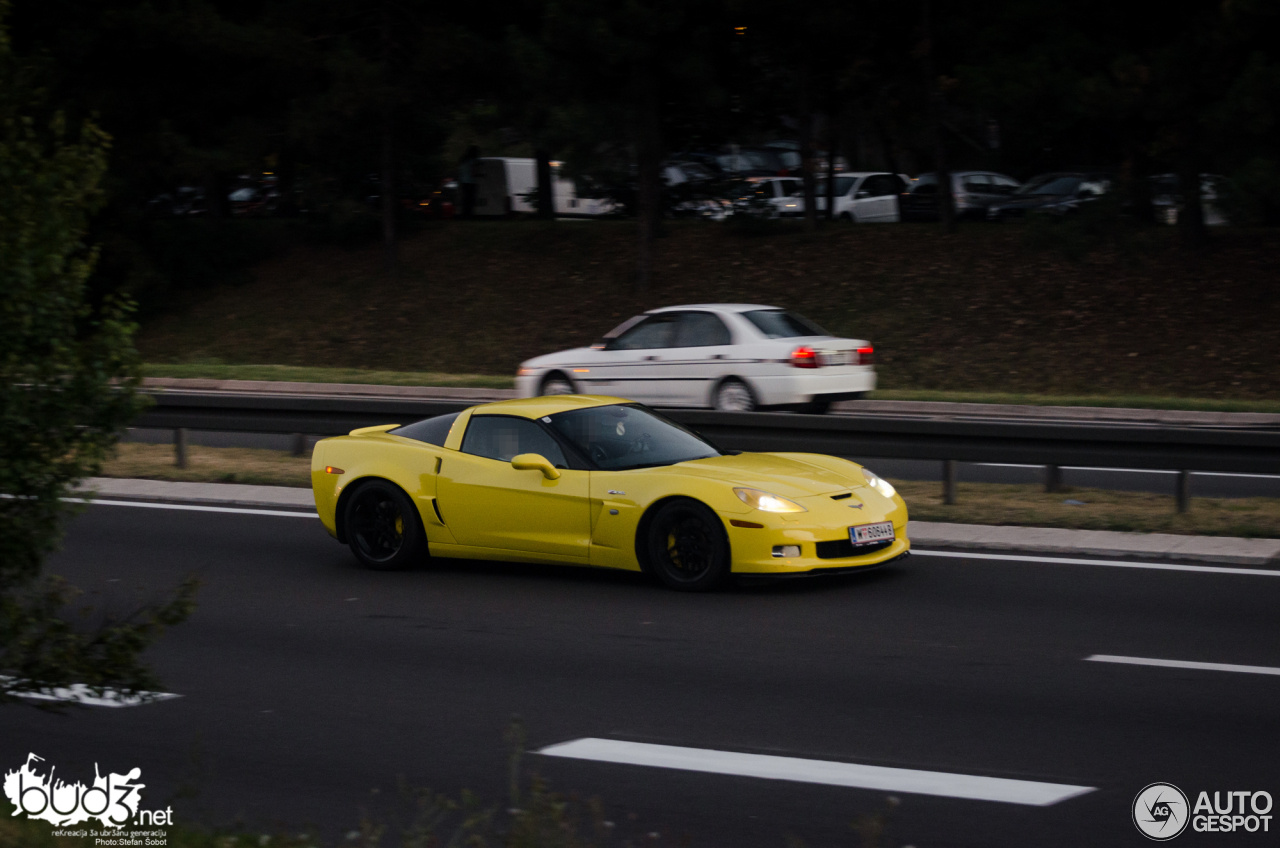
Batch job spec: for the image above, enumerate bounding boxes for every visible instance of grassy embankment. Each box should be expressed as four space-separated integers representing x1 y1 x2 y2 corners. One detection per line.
137 220 1280 404
98 443 1280 537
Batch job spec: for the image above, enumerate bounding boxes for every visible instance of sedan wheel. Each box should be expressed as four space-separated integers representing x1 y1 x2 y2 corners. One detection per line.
541 374 576 396
714 379 757 412
345 481 426 570
645 499 730 591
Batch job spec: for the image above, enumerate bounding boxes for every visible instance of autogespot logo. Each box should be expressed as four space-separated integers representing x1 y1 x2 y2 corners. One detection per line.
1134 783 1190 841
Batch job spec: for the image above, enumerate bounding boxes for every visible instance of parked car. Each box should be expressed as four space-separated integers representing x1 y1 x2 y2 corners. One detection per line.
809 173 908 222
516 304 876 414
470 157 614 217
986 172 1112 220
721 177 804 218
1151 174 1229 226
900 171 1020 221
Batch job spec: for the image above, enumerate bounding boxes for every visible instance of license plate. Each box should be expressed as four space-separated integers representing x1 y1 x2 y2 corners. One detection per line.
817 350 854 366
850 522 895 545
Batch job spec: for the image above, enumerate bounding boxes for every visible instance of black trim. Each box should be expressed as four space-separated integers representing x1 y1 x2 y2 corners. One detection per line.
815 538 893 559
739 550 909 581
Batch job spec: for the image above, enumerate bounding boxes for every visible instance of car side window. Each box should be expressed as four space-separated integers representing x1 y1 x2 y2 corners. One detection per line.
674 312 732 347
610 314 678 350
962 174 991 193
461 416 568 467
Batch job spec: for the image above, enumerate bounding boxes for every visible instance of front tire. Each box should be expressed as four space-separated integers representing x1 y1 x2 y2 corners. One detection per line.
541 373 577 396
714 378 757 412
344 480 427 570
644 499 730 591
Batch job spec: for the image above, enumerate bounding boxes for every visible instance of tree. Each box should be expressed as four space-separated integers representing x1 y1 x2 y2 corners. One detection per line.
0 3 194 707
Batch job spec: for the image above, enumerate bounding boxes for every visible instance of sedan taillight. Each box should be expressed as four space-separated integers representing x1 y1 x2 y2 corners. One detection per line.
791 346 819 368
856 345 874 365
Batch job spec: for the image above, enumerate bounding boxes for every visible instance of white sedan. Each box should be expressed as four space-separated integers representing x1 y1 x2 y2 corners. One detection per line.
515 304 875 413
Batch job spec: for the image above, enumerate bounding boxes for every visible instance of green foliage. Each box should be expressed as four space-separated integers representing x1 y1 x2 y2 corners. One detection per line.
0 2 194 706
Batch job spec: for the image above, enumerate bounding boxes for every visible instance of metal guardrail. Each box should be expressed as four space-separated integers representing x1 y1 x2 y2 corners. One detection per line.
136 390 1280 512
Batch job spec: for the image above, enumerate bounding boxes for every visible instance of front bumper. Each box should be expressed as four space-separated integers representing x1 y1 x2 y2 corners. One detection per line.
722 488 909 574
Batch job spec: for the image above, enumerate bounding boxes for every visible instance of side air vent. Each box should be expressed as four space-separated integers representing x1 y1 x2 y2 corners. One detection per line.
830 492 852 500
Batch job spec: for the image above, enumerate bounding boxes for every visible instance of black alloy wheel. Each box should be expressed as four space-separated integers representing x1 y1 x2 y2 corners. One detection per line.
344 480 427 570
645 499 730 591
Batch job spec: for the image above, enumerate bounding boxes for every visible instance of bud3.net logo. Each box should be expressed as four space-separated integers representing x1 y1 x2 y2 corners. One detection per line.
4 754 172 828
1133 782 1273 840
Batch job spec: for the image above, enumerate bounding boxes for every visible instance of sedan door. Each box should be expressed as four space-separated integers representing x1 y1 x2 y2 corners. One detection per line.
653 311 737 406
435 415 590 558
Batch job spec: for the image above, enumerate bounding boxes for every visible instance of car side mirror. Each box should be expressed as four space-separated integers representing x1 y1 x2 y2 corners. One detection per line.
855 190 871 199
511 453 561 480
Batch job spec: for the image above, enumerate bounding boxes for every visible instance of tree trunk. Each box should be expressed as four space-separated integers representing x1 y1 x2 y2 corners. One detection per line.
381 116 397 278
922 0 955 234
380 3 397 278
799 66 818 231
1178 125 1207 247
825 92 838 221
633 62 662 296
535 149 554 220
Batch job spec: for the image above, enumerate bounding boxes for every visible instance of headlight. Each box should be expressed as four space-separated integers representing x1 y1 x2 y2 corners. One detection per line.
734 487 807 513
861 469 896 499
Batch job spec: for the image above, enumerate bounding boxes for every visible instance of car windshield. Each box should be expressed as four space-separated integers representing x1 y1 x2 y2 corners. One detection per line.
743 309 829 339
546 404 720 471
1016 175 1081 196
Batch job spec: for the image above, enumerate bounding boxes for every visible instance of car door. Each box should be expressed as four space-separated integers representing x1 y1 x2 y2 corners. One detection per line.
656 311 736 406
856 174 904 221
435 415 590 558
591 313 679 403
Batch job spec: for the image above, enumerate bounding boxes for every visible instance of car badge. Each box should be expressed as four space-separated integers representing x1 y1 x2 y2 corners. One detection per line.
608 490 625 495
848 503 864 509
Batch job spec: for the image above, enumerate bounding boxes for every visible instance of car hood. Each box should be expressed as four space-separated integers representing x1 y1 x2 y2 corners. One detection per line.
522 347 597 368
670 452 855 498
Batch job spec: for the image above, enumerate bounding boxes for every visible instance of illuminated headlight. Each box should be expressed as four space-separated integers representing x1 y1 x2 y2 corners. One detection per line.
734 487 807 513
861 469 896 499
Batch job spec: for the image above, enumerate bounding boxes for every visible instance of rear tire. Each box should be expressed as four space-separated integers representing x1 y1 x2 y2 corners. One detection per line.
714 378 757 412
344 480 427 571
644 499 730 592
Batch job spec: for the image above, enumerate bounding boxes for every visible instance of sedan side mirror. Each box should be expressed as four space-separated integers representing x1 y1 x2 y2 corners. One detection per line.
511 453 561 480
854 190 871 199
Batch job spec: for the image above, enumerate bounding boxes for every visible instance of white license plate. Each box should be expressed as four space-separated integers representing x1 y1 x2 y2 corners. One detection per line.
850 522 895 545
817 350 854 366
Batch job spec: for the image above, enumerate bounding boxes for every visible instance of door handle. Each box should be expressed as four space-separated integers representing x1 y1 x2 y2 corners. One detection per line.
644 356 659 361
710 354 726 360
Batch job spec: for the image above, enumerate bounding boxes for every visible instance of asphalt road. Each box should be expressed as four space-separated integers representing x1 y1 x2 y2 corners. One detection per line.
5 503 1278 847
126 426 1280 498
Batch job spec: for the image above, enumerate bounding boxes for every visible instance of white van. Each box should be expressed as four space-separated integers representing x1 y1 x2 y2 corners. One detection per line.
471 157 613 217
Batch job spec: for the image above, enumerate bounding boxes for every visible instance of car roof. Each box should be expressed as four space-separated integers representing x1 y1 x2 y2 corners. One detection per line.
646 304 779 314
470 394 630 420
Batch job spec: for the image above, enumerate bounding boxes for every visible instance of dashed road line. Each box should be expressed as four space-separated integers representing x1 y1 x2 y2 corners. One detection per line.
537 738 1095 806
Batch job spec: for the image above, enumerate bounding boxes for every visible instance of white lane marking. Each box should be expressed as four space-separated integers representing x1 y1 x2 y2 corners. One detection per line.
1 677 181 708
1086 655 1280 676
536 738 1095 806
912 549 1280 577
66 498 318 518
971 464 1279 480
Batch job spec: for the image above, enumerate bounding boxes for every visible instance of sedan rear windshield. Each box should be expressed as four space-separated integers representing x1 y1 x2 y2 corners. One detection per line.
547 404 719 471
743 309 829 339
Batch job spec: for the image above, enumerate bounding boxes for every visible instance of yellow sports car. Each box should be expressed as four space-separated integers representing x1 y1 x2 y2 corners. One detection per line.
311 395 909 591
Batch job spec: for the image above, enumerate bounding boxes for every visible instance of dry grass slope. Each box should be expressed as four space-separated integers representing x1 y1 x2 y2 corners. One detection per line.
137 221 1280 400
